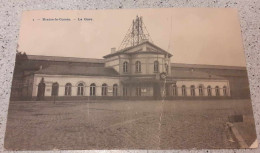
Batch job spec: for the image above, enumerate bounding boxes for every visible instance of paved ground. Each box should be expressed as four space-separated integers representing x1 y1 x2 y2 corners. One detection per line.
4 99 257 150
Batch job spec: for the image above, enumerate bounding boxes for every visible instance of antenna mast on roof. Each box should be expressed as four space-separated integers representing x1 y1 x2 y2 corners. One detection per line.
119 15 153 50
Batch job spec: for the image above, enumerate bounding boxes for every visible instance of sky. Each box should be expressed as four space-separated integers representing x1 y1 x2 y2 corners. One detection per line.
18 8 246 67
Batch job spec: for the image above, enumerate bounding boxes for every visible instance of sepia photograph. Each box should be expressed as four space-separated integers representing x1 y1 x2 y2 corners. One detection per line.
4 8 257 150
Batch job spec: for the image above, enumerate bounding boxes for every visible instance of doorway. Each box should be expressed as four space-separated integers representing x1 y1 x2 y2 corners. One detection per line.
37 82 45 100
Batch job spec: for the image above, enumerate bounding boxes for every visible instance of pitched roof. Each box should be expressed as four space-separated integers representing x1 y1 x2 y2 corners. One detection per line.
34 65 119 77
171 69 225 80
25 55 246 71
27 55 104 63
171 63 246 70
103 41 172 58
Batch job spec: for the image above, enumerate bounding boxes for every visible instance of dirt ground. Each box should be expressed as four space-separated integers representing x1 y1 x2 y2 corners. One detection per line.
4 99 257 150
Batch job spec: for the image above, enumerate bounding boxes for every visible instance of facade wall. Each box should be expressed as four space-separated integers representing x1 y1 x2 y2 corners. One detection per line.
105 56 120 73
28 76 231 100
32 70 230 99
105 43 171 76
106 54 170 76
119 54 130 74
228 76 250 99
129 54 170 75
120 79 230 98
174 80 230 97
10 74 23 98
171 66 250 99
21 75 34 97
124 84 154 96
33 75 120 97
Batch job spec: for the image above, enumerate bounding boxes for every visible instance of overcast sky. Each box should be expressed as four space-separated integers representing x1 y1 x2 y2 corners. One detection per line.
18 8 246 67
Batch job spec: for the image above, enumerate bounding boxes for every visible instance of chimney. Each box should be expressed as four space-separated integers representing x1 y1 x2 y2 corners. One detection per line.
111 47 116 53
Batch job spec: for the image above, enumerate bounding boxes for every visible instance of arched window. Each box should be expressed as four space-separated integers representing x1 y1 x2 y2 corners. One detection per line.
135 61 141 73
172 84 177 96
113 84 118 96
190 85 195 96
223 86 227 96
90 83 96 96
199 85 203 96
102 83 107 96
51 82 59 96
182 85 186 96
207 86 212 96
154 61 159 72
215 86 220 96
123 61 128 73
136 87 141 96
65 83 72 96
77 83 84 96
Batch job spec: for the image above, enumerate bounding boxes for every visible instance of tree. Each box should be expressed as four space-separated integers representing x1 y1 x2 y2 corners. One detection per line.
15 45 28 72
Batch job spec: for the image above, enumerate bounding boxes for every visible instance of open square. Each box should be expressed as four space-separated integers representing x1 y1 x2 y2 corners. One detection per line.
4 99 256 150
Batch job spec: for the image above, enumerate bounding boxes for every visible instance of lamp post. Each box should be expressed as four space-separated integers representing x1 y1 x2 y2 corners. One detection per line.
52 82 58 104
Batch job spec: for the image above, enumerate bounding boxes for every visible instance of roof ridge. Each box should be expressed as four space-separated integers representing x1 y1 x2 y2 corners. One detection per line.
35 65 119 76
171 62 246 69
27 54 103 60
27 55 105 63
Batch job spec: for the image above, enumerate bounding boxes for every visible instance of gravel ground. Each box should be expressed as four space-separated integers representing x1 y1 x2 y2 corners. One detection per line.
4 99 256 150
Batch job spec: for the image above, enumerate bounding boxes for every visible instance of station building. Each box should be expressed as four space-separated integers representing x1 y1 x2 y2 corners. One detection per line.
10 16 251 101
11 40 251 101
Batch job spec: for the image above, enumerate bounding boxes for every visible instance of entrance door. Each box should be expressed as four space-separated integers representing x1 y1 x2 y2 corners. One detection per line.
37 82 45 100
51 83 59 96
153 82 161 100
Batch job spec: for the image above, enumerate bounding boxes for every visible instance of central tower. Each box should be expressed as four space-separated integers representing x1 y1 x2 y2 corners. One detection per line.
119 16 153 50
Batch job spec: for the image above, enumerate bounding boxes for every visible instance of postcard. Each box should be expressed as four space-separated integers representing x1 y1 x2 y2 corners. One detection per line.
4 8 257 150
